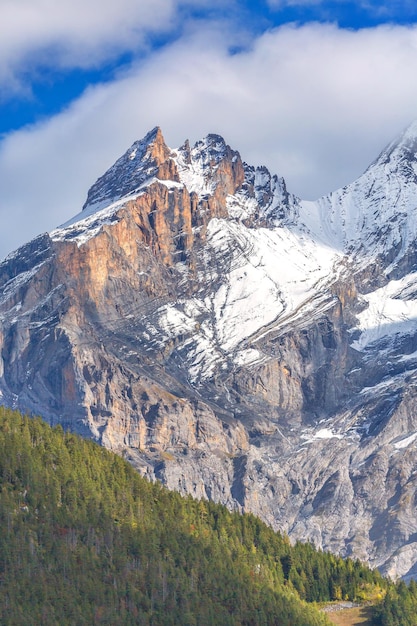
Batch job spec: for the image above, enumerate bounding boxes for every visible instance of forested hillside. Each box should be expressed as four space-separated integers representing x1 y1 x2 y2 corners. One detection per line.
0 406 410 625
372 580 417 625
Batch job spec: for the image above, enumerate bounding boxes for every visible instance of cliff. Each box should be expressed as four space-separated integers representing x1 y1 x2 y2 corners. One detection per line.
2 125 417 579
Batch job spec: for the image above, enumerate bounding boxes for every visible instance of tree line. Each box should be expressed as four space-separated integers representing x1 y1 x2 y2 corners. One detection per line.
0 406 412 624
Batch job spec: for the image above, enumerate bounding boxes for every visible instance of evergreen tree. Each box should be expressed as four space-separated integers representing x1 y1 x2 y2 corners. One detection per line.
0 407 391 625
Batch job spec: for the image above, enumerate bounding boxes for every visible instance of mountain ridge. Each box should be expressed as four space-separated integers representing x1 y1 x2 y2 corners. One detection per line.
2 123 417 579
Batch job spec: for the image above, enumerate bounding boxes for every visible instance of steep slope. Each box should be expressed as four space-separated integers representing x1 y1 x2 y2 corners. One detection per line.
2 124 417 580
301 121 417 262
3 406 361 625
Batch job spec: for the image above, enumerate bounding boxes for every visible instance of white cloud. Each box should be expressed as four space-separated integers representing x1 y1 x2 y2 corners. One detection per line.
0 0 189 93
2 21 417 258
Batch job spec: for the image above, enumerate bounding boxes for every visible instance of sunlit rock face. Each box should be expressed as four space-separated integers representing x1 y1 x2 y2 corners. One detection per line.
3 123 417 579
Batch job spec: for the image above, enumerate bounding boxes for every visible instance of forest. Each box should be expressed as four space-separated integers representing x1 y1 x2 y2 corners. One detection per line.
0 405 414 625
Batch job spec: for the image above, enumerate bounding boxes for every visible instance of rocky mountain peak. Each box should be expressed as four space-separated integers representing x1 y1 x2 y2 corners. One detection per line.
388 119 417 154
395 119 417 148
82 126 179 214
298 119 417 263
189 133 235 167
365 120 417 177
7 122 417 581
174 132 245 199
144 126 171 164
75 127 301 239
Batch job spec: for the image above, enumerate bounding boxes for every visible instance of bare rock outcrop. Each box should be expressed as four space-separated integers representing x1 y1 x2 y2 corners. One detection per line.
3 125 417 579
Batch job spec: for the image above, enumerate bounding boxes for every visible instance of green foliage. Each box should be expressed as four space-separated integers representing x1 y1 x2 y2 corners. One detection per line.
0 407 386 625
371 579 417 625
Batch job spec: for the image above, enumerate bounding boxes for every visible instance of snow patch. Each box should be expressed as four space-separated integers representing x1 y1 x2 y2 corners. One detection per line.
301 427 344 444
157 305 197 338
205 218 338 354
351 274 417 351
234 348 264 367
314 428 343 440
393 432 417 450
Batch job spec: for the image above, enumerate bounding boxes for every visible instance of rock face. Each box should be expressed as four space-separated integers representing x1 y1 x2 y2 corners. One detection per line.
3 124 417 579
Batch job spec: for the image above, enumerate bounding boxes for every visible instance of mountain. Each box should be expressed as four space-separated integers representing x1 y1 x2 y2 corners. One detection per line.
2 123 417 580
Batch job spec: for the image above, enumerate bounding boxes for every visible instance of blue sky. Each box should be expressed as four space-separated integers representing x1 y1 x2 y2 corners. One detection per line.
2 0 417 258
3 1 417 135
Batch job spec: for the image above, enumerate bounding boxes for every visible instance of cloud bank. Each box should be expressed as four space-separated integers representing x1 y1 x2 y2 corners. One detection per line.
2 20 417 258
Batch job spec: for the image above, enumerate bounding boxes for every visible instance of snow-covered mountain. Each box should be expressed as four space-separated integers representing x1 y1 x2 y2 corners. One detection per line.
2 123 417 579
302 121 417 258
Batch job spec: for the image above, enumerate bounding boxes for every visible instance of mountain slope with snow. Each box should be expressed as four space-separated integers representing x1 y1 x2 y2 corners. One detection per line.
50 128 342 384
3 124 417 579
301 121 417 259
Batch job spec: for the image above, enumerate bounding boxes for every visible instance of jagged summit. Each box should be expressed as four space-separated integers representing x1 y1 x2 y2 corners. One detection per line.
365 120 417 197
82 126 177 213
83 128 248 208
56 128 300 246
374 119 417 167
182 133 237 168
6 121 417 581
184 133 231 159
298 119 417 261
82 128 243 215
81 119 417 256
